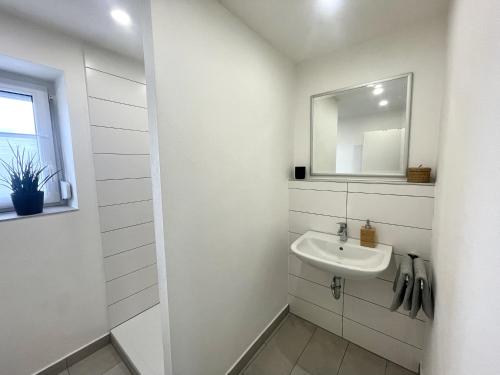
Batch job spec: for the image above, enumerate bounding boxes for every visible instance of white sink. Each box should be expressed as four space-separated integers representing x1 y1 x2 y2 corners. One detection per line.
290 231 392 280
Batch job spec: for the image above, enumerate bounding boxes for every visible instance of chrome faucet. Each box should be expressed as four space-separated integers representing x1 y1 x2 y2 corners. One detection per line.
337 222 348 242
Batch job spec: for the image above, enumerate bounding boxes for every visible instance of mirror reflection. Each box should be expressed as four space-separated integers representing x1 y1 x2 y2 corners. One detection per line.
311 74 412 176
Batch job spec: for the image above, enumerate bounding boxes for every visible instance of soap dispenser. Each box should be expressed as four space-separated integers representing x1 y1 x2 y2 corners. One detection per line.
360 219 376 248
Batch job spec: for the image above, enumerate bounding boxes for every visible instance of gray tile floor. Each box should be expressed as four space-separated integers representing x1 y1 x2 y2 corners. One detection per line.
57 345 131 375
241 314 416 375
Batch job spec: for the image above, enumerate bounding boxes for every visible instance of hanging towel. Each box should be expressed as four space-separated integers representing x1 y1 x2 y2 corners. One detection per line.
410 258 434 319
390 255 413 311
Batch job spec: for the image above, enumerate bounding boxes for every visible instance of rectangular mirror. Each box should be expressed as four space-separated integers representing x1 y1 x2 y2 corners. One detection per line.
311 73 413 177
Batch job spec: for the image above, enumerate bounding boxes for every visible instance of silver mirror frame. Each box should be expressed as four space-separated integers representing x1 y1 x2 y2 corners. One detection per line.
310 72 413 178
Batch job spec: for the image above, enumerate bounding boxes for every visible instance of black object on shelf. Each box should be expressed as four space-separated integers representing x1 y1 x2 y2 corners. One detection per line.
294 166 306 180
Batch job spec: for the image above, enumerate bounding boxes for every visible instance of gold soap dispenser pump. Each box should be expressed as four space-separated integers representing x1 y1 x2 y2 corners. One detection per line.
360 219 376 248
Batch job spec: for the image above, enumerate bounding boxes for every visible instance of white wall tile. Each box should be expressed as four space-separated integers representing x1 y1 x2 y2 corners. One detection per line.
108 285 159 328
88 97 148 131
106 264 158 305
344 277 427 321
347 219 431 258
94 155 151 180
288 180 347 192
347 193 434 229
85 47 146 84
348 182 434 197
104 244 156 281
289 189 347 217
86 68 147 107
97 178 153 207
101 222 155 258
289 211 343 235
289 253 332 287
91 126 150 155
377 253 401 282
288 295 342 337
343 295 426 348
288 274 342 315
99 200 154 232
289 232 301 245
342 318 422 372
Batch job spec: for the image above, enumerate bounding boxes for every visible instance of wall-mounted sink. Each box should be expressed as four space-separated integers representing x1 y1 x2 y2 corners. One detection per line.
290 231 392 280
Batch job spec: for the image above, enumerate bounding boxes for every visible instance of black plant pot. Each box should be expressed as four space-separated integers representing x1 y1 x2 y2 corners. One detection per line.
11 191 44 216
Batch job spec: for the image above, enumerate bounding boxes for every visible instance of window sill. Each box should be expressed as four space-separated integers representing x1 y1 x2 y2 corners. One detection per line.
0 205 78 223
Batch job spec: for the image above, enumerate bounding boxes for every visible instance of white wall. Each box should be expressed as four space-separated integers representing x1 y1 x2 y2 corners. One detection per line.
424 1 500 374
0 12 108 375
84 46 160 328
288 180 434 372
293 17 447 178
143 0 294 373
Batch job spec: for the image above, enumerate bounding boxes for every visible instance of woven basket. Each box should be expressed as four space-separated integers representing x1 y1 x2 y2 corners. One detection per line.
407 167 431 183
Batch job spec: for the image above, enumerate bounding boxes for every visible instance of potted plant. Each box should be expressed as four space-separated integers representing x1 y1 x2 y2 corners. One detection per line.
0 145 59 216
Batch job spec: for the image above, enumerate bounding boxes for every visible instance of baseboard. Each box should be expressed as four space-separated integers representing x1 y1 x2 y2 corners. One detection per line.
111 333 141 375
33 333 110 375
226 304 290 375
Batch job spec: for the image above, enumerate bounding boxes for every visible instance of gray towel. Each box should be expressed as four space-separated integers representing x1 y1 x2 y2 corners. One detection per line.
390 255 413 311
410 258 434 319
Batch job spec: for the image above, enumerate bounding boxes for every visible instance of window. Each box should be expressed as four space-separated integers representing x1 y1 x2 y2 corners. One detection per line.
0 75 63 211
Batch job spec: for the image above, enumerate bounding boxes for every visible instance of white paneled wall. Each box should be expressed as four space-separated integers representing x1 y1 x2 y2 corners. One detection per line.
84 48 158 328
287 180 434 372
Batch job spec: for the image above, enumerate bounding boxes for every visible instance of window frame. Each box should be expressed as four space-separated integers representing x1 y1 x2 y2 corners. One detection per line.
0 73 65 213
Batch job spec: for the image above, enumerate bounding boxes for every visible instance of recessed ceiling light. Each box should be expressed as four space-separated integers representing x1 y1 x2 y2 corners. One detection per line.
379 100 389 107
374 84 382 89
111 9 131 27
373 87 384 95
316 0 342 15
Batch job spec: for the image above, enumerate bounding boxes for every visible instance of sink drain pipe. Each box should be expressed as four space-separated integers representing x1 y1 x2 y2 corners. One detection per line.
331 276 342 300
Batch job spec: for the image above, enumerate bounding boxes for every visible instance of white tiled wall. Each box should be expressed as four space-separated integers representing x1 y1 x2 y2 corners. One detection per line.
287 180 434 372
84 47 159 328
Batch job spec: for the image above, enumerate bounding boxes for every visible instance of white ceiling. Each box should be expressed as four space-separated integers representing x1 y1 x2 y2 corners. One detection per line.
0 0 145 60
219 0 449 62
0 0 449 63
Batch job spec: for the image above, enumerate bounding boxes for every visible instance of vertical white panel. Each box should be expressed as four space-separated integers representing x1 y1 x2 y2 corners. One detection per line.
343 295 426 348
97 178 153 207
288 295 342 337
91 126 150 155
107 265 158 304
288 274 342 314
347 219 431 258
289 189 347 217
108 285 160 328
104 244 157 281
93 155 151 180
101 222 155 257
288 253 332 287
289 211 343 235
88 97 148 131
86 68 147 107
347 193 434 229
343 318 421 372
99 200 154 232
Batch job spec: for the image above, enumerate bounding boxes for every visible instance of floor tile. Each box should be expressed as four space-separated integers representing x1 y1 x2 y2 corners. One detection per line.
243 314 316 375
290 365 313 375
103 362 132 375
338 344 386 375
386 361 417 375
296 328 348 375
68 345 121 375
